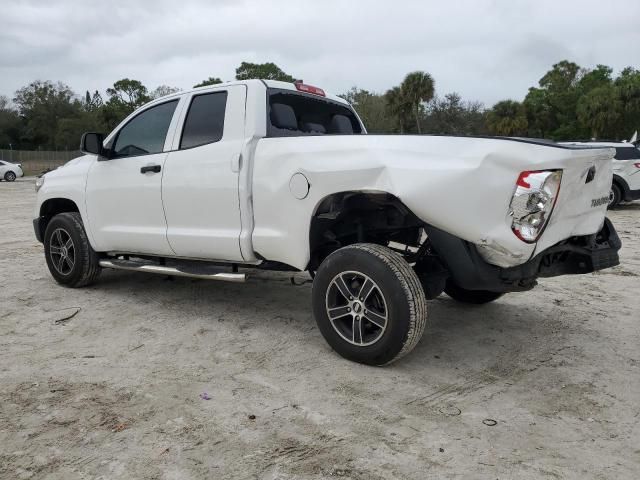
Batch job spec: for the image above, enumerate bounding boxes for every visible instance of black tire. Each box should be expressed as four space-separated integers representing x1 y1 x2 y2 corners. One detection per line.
44 212 101 287
444 280 503 304
4 171 16 182
608 183 622 209
312 243 428 365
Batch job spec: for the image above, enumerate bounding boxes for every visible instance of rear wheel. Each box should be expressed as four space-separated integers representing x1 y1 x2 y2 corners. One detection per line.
608 183 622 209
444 279 503 304
312 243 428 365
44 212 101 287
4 171 16 182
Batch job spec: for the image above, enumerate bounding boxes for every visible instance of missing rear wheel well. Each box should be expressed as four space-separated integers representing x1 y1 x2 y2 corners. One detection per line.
308 192 424 271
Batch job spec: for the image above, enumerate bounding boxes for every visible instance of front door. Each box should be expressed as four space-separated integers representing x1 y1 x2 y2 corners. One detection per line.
162 85 246 261
85 98 182 255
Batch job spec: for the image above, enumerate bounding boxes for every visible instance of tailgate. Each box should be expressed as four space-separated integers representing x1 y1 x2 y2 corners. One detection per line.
534 147 614 255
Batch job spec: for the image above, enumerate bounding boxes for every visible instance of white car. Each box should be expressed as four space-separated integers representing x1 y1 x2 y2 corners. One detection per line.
561 141 640 208
0 160 24 182
33 80 622 365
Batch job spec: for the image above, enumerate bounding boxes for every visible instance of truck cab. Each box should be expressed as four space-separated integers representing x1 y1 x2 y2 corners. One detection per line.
36 80 363 261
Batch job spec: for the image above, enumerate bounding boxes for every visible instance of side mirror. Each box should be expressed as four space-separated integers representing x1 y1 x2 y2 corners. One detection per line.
80 132 105 156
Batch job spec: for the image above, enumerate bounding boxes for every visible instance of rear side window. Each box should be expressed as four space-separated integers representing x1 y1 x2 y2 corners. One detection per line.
614 147 640 160
112 100 178 158
180 92 227 149
267 89 362 137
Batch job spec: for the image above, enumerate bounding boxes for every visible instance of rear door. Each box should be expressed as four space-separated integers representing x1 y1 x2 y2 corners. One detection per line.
85 98 183 255
162 85 246 260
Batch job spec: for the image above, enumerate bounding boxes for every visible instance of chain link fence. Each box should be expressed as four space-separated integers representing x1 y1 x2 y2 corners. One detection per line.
0 150 81 175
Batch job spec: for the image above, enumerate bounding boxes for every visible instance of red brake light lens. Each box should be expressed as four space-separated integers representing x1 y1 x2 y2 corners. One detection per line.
516 171 532 188
634 162 640 169
295 83 325 97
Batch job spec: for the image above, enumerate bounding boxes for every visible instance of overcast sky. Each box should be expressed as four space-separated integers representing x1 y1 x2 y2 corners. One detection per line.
1 0 639 106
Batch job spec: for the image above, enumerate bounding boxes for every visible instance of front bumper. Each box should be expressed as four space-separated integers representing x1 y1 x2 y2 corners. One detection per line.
426 218 621 293
33 217 44 243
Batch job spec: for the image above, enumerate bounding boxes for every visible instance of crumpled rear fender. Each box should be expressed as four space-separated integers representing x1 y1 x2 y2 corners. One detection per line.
250 135 612 270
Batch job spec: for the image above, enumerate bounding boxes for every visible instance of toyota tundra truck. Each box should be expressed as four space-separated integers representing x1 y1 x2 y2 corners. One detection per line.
33 79 622 365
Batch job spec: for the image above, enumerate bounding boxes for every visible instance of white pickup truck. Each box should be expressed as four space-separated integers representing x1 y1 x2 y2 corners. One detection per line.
34 79 621 365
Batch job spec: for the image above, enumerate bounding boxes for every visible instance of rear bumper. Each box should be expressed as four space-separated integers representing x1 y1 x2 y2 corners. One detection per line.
426 218 621 293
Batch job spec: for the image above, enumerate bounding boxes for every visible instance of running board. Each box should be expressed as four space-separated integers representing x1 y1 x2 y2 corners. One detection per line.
99 259 247 282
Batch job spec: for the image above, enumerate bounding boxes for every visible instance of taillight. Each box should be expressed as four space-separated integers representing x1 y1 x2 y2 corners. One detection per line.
509 170 562 243
634 162 640 169
294 82 325 97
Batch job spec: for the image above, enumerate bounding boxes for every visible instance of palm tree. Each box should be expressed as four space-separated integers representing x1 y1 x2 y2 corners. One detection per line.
486 100 529 136
385 86 408 133
576 86 622 139
400 72 435 134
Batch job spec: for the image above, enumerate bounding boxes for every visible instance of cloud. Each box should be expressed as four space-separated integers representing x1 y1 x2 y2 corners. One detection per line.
1 0 639 105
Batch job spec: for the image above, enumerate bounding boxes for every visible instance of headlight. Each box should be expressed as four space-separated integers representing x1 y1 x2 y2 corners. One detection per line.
509 170 562 243
35 176 45 192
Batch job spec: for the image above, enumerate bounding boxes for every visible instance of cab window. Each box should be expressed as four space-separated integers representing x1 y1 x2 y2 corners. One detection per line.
267 89 362 137
112 100 178 158
180 92 227 149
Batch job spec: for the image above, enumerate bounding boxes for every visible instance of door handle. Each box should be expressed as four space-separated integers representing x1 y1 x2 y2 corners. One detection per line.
140 165 161 174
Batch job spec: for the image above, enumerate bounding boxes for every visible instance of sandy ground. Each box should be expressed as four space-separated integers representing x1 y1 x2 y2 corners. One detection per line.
1 177 639 480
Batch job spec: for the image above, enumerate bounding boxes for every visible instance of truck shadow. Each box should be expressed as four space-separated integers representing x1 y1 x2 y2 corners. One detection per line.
94 269 567 374
613 201 640 210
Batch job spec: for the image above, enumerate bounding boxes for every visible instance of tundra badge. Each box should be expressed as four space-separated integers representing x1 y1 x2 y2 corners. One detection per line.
591 196 609 207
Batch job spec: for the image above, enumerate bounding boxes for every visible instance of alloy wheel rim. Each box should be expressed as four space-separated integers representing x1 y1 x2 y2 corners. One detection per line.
7 172 15 181
49 228 75 275
609 188 615 205
325 271 388 346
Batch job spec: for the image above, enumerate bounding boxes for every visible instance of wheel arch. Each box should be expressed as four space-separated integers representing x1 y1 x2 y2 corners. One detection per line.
35 198 81 243
612 174 631 201
307 190 424 271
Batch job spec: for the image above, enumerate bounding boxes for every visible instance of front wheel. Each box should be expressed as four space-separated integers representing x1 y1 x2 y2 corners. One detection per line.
312 244 428 365
444 280 503 304
4 171 16 182
44 212 101 287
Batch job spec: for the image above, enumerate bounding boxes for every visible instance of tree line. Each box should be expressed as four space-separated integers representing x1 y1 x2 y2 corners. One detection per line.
347 61 640 139
1 60 639 151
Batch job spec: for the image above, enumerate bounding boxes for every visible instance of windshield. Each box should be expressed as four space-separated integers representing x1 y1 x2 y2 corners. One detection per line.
267 88 363 137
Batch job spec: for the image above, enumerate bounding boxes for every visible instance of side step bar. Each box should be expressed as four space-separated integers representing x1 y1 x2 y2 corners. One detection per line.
99 259 247 283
